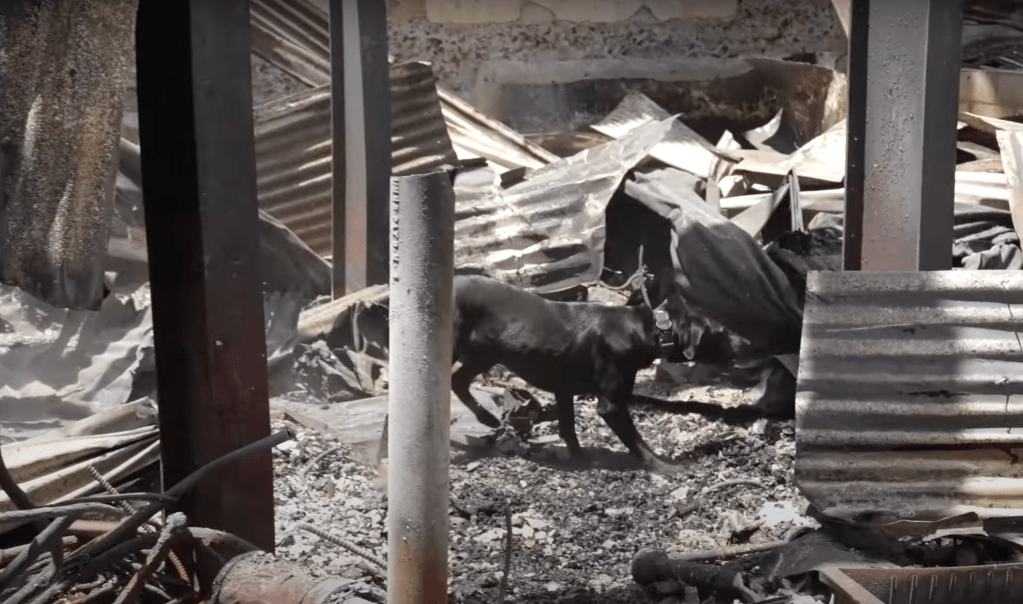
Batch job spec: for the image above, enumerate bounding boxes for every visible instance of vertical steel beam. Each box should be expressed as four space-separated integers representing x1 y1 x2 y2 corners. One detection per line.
135 0 274 552
329 0 346 298
387 169 456 604
842 0 963 271
330 0 391 298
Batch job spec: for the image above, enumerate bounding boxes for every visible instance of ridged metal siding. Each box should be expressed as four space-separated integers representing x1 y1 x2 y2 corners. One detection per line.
452 163 601 292
248 0 559 170
252 61 458 256
253 86 334 256
795 270 1023 521
390 62 460 177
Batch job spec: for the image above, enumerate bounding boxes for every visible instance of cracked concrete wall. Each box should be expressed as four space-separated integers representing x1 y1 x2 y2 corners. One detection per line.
384 0 847 99
119 0 845 136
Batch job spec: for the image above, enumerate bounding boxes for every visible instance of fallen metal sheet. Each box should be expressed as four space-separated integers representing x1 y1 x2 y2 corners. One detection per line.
821 562 1023 604
590 92 739 180
272 385 513 447
253 62 461 256
248 0 558 172
796 270 1023 522
3 424 156 485
983 123 1023 247
20 397 157 445
721 172 1015 217
960 67 1023 119
0 283 154 444
295 283 389 346
0 426 160 535
454 117 676 293
732 148 845 187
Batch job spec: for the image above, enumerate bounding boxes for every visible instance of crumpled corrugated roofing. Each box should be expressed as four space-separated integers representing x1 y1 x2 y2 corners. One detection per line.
453 117 676 293
248 0 559 171
253 60 459 256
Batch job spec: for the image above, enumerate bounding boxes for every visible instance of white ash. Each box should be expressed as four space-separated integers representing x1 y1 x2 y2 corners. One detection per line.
270 381 817 604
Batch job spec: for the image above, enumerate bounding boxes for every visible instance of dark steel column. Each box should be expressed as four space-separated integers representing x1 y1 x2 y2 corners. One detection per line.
331 0 391 297
842 0 963 271
329 0 347 298
135 0 274 551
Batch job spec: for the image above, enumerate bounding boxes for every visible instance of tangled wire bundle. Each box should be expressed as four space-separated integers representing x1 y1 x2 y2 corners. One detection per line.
0 430 294 604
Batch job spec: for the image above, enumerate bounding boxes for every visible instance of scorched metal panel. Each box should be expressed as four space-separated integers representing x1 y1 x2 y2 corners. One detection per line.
796 270 1023 522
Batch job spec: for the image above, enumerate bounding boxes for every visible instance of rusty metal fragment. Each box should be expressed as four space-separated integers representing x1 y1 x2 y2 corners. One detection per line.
212 551 352 604
796 270 1023 522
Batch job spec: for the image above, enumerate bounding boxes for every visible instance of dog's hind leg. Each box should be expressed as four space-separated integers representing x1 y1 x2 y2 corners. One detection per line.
555 392 582 456
451 356 502 428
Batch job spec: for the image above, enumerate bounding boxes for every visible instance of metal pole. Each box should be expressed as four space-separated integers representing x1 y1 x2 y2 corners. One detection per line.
386 168 455 604
332 0 390 297
329 0 346 299
842 0 962 271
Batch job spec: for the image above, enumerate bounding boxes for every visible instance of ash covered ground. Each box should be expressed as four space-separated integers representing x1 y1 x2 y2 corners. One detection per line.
269 366 818 604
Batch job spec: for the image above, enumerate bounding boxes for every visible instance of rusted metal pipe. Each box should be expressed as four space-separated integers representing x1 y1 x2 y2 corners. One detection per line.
386 168 456 604
211 551 351 604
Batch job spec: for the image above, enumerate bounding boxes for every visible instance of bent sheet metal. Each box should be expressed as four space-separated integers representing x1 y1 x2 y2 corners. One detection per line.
796 270 1023 522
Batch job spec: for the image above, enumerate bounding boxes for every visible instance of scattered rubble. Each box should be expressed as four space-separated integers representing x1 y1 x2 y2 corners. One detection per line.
7 3 1023 604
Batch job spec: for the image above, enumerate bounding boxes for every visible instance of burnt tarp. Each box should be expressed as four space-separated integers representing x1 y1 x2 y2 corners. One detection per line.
0 282 153 444
624 167 804 356
0 0 138 310
953 201 1023 269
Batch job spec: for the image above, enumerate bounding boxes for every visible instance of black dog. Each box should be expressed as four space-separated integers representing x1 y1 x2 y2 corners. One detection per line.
449 275 679 473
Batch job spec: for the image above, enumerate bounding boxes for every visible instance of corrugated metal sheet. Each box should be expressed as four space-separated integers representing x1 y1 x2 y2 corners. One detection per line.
253 61 458 256
248 0 560 171
795 270 1023 522
452 116 676 293
253 86 333 256
390 62 459 176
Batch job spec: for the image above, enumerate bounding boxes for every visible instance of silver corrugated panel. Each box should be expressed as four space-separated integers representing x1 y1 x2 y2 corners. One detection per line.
253 86 334 256
390 62 459 177
253 61 458 256
795 270 1023 522
248 0 559 171
249 0 329 87
452 117 675 293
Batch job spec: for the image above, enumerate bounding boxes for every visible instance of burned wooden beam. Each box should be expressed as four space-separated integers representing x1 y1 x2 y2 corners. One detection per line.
135 0 274 552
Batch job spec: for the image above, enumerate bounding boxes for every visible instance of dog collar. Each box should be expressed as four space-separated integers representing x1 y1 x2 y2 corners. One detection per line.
653 308 675 357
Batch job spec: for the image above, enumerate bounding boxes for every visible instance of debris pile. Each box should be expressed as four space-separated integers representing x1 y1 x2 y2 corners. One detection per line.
0 412 293 604
7 1 1023 603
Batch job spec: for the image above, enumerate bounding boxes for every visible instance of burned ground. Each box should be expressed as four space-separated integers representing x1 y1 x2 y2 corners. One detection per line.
270 368 814 604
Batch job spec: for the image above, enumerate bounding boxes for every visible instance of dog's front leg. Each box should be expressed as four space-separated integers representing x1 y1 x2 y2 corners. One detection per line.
595 388 681 475
451 358 502 429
